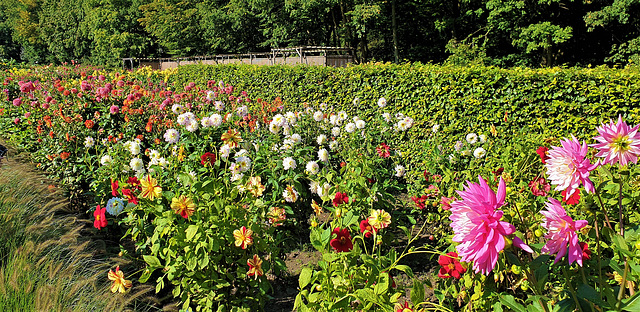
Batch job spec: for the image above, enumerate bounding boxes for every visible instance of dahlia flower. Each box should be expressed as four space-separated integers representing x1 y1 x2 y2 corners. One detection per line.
108 266 132 293
282 157 296 170
283 185 298 202
94 205 107 230
330 227 353 252
306 161 319 175
317 134 327 146
368 209 392 230
201 152 216 166
466 133 478 144
545 136 597 200
329 140 339 150
247 176 265 197
540 198 588 266
473 147 486 159
130 157 144 171
377 143 391 158
592 115 640 166
233 226 253 249
536 146 550 164
360 219 376 238
247 255 263 279
140 175 162 200
100 155 112 166
84 136 95 148
313 111 324 122
209 114 223 127
171 195 196 219
105 197 124 216
449 176 532 275
437 252 466 279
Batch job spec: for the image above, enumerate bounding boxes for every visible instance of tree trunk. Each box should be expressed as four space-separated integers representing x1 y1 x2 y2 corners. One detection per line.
392 0 398 63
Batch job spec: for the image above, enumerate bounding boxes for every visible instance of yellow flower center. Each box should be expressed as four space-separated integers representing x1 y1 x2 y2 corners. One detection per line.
610 135 632 154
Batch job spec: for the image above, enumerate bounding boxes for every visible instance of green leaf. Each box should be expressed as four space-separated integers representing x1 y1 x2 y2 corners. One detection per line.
356 288 378 304
299 267 313 289
186 224 199 242
493 302 503 312
374 273 389 295
342 210 357 227
394 264 413 277
612 233 633 256
499 294 527 312
143 255 162 268
138 268 154 283
623 291 640 311
577 283 610 309
411 279 425 304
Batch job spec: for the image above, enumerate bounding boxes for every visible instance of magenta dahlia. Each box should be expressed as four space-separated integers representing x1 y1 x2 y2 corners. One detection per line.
545 136 597 200
592 115 640 166
540 198 588 266
449 176 532 275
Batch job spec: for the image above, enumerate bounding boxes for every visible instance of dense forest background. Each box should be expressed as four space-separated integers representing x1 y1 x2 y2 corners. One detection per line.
0 0 638 68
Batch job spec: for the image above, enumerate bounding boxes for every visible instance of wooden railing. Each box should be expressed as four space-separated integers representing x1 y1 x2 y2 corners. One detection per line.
123 46 354 70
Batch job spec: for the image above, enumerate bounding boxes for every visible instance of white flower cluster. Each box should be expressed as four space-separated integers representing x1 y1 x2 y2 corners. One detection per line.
123 139 141 155
282 157 296 170
148 149 168 168
396 116 414 131
456 132 489 159
177 112 199 132
309 181 331 198
306 161 319 175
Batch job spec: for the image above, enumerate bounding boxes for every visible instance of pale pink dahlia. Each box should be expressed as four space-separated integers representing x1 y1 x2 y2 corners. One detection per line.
449 176 532 275
540 198 588 266
592 115 640 166
545 136 597 200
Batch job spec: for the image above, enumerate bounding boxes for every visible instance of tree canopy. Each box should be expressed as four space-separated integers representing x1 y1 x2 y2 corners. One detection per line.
0 0 638 67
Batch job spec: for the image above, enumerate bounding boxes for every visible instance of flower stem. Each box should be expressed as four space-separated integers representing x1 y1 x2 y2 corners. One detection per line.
593 216 605 302
563 267 584 312
523 266 550 312
617 173 624 236
594 188 614 230
616 258 629 312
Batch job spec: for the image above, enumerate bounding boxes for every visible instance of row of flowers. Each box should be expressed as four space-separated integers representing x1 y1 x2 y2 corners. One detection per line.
3 64 640 311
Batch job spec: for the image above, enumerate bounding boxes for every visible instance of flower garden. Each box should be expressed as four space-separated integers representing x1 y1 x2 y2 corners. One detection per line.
2 63 640 312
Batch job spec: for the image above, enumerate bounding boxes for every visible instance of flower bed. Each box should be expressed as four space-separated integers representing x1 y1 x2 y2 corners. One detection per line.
2 64 640 312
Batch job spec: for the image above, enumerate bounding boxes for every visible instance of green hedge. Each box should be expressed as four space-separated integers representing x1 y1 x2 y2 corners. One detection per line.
168 63 640 181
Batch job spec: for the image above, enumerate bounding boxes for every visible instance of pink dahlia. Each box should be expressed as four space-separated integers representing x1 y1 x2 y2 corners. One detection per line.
540 198 588 266
592 115 640 166
545 136 597 200
449 176 532 275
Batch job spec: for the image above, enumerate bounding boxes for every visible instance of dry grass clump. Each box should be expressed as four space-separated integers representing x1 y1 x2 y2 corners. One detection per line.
0 147 157 311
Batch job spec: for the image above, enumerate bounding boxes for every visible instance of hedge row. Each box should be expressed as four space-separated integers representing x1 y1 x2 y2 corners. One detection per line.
168 63 640 182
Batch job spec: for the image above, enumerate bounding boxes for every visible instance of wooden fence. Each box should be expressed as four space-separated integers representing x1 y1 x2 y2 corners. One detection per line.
123 46 354 70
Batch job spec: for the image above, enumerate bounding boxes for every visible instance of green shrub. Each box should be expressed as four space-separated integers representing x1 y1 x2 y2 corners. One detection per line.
167 63 640 187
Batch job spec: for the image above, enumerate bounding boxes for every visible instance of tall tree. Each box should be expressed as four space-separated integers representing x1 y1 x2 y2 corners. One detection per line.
84 0 157 66
584 0 640 65
139 0 208 56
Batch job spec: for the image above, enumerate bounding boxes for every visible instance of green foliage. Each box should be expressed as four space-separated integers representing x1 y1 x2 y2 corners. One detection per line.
584 0 640 66
512 22 572 54
167 63 640 186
